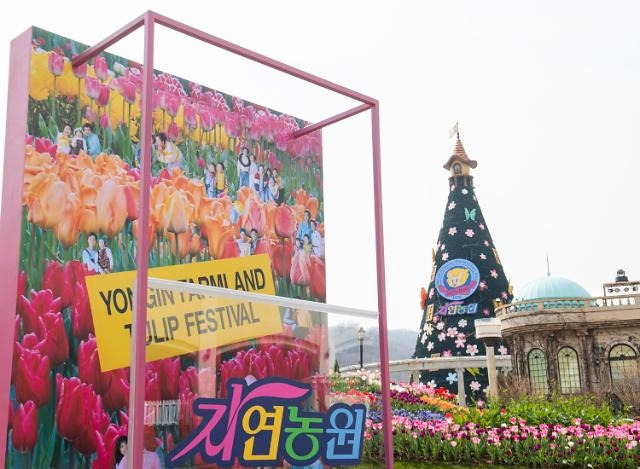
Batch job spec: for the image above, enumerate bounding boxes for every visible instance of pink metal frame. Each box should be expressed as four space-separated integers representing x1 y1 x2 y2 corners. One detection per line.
1 11 394 468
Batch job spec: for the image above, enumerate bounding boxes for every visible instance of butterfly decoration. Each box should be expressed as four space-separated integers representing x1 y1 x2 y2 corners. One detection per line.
464 207 477 222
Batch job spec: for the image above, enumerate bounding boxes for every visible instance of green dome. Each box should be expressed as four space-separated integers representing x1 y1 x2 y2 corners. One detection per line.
516 276 591 300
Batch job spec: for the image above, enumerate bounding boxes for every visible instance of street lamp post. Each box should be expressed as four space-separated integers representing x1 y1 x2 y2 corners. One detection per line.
474 318 502 399
357 326 366 370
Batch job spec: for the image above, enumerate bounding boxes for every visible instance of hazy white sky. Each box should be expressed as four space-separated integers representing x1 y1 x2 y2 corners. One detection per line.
1 1 638 335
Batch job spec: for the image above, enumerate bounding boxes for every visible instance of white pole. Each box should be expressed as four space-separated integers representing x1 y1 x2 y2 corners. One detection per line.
486 343 499 398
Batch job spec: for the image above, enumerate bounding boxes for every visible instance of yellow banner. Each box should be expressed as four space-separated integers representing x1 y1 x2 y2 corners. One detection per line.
85 255 282 371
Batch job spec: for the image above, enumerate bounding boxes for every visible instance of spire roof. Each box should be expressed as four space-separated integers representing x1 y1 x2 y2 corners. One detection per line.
443 136 478 170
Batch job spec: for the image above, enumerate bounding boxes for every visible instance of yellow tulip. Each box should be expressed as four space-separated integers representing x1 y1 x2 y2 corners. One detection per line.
55 193 81 248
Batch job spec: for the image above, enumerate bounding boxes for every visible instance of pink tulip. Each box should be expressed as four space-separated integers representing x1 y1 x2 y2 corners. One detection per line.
96 85 110 107
72 54 87 78
118 77 137 105
99 113 110 129
48 52 64 76
85 76 101 100
224 111 240 138
167 121 180 141
93 56 109 81
183 102 197 129
85 106 96 122
199 108 214 132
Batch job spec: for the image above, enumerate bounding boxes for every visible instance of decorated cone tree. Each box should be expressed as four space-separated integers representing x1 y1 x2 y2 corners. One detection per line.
414 133 512 400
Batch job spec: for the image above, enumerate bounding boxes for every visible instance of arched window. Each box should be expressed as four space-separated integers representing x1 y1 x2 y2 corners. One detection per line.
453 163 462 174
557 347 581 394
527 348 549 394
609 344 638 387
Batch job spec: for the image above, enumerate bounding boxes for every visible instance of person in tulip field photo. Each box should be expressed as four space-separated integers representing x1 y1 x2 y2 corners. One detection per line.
237 146 251 187
82 122 101 156
97 236 114 274
56 123 72 154
81 232 102 273
10 27 328 469
154 132 183 171
70 127 86 155
310 220 324 258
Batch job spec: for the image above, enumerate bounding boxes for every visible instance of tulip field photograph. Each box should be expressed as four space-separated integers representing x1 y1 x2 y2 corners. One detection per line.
2 1 640 469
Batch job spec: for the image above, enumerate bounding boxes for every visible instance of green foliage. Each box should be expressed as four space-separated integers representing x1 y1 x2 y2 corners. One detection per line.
460 393 617 427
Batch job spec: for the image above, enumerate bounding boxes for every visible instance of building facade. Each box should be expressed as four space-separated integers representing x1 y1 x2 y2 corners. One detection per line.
497 273 640 395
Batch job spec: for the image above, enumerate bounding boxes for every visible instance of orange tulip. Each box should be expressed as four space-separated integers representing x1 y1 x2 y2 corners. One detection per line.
95 179 128 237
203 216 234 260
309 255 326 301
27 178 70 230
150 182 169 225
162 189 193 234
55 193 82 248
79 207 100 235
189 233 201 257
293 188 308 206
291 250 311 286
305 197 319 220
241 198 266 236
132 218 157 250
235 186 254 206
263 201 278 240
167 231 190 259
122 184 140 221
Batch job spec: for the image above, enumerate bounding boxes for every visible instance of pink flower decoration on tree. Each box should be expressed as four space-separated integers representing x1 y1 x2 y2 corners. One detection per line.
465 229 475 238
490 269 499 279
446 327 458 338
498 345 508 355
437 332 446 342
466 344 479 356
479 253 487 260
479 280 488 291
448 201 456 210
470 380 481 391
442 350 453 358
442 252 449 261
448 227 457 236
455 334 467 348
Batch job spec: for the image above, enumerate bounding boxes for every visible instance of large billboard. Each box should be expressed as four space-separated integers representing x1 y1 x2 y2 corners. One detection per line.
6 27 328 468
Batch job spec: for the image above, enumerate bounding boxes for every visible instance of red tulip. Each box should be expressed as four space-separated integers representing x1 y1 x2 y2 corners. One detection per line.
97 84 110 107
179 366 198 394
309 255 326 301
72 281 94 340
93 56 109 81
144 425 161 451
37 312 69 366
34 137 57 158
101 368 130 411
42 261 71 308
145 366 161 401
167 121 180 140
56 375 94 441
16 271 27 311
11 401 38 452
15 348 50 406
64 259 86 298
179 390 197 439
290 251 311 286
48 52 64 76
74 393 109 455
197 157 206 169
275 205 296 238
148 358 180 400
72 54 87 79
220 236 240 259
118 77 137 105
253 238 270 256
271 239 292 279
19 288 62 335
8 402 14 430
78 336 111 394
85 76 101 100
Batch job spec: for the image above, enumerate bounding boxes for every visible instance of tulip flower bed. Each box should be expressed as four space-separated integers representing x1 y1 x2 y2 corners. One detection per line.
333 373 640 467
